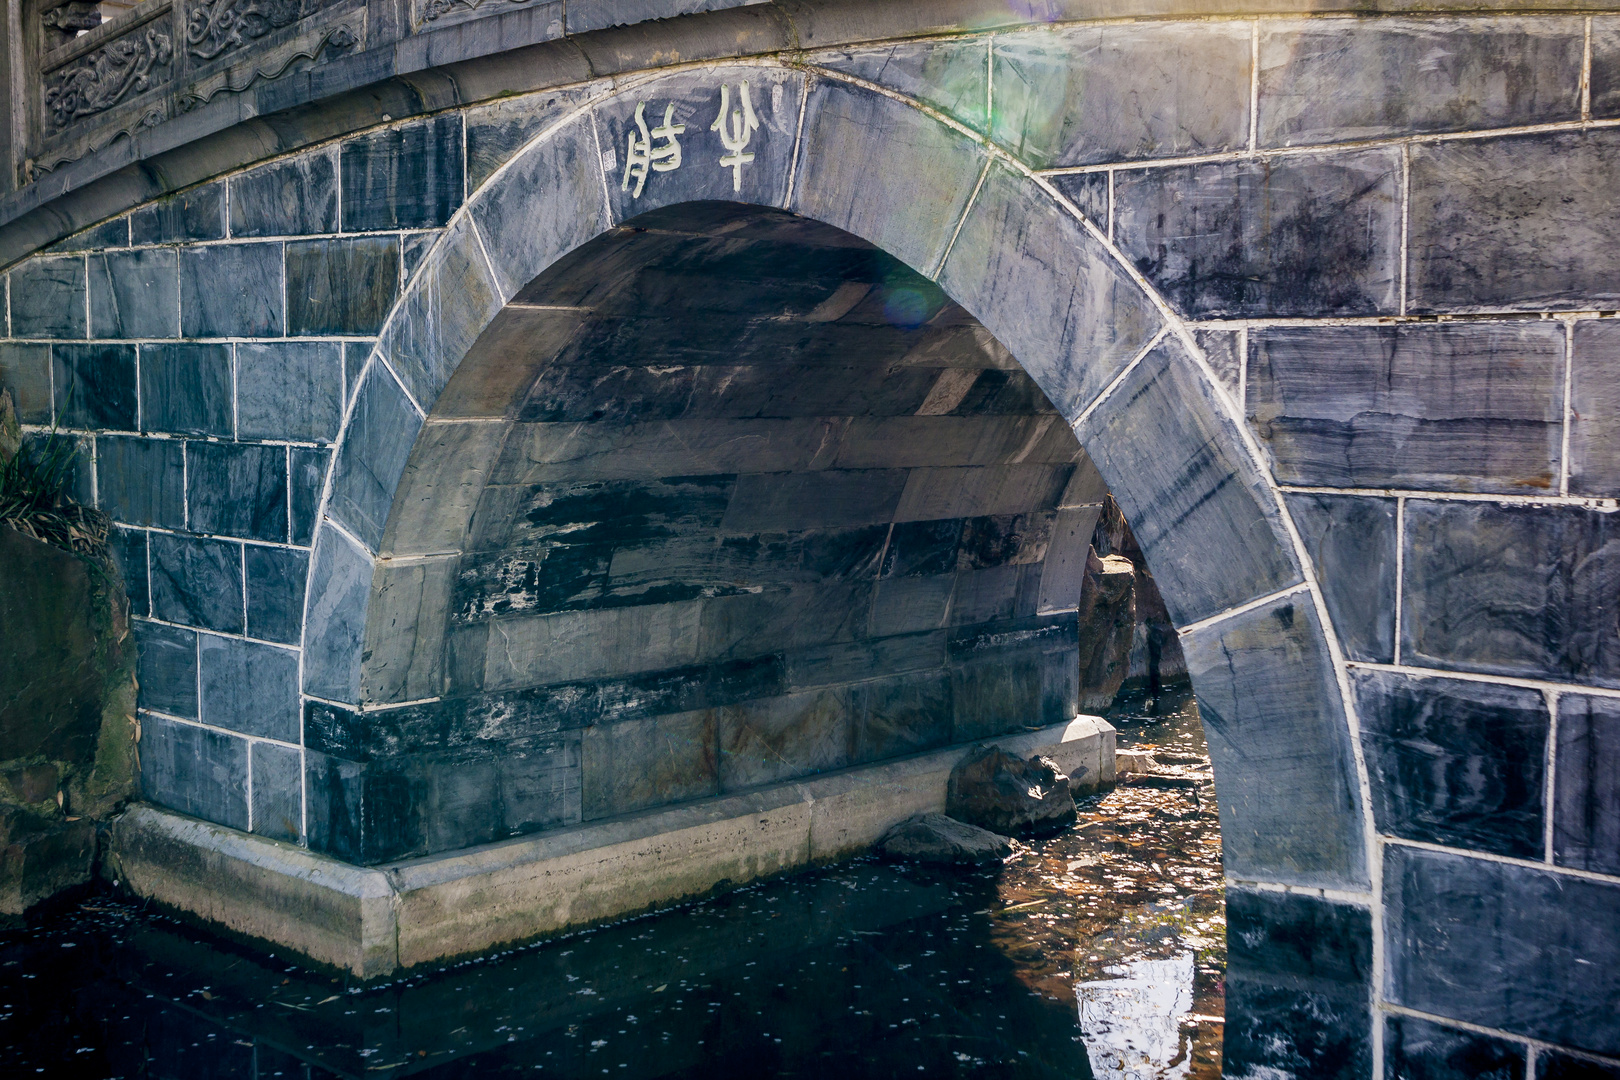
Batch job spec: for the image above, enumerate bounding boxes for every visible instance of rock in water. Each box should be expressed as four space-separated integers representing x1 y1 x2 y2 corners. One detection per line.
946 746 1077 836
1076 550 1137 712
879 813 1013 865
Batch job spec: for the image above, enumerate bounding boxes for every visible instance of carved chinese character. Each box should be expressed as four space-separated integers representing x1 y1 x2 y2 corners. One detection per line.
710 82 759 192
622 102 685 199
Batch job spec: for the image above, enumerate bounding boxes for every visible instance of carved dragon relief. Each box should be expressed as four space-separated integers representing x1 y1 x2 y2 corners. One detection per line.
43 24 175 133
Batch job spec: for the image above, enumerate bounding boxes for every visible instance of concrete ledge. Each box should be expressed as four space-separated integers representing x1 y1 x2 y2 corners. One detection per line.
110 716 1113 976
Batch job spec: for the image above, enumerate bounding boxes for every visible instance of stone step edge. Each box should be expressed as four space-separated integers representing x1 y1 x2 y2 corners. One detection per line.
107 715 1115 978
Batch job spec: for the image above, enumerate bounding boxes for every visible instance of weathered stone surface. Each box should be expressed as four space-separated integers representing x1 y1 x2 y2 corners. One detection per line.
1401 500 1620 687
1384 845 1620 1055
138 714 248 831
1075 552 1135 712
717 688 851 789
341 114 465 232
1258 17 1583 147
484 602 704 691
1555 694 1620 877
1353 668 1547 858
852 669 952 762
1115 148 1402 318
1283 493 1396 664
991 21 1251 167
129 184 224 244
1249 322 1565 493
89 248 178 339
53 343 135 430
149 533 245 634
0 812 95 918
1193 327 1241 401
229 150 338 238
244 545 308 646
0 343 51 422
235 341 343 443
582 710 715 820
465 87 596 193
380 423 506 557
139 342 231 437
109 526 148 617
945 745 1075 836
1408 131 1620 312
722 469 906 531
134 619 196 718
1538 1052 1620 1080
249 742 302 844
288 447 328 548
879 812 1011 865
1384 1014 1527 1080
199 636 299 742
302 526 375 704
820 39 988 132
360 557 455 705
186 441 287 543
97 436 183 528
1568 320 1620 498
180 243 284 338
286 236 400 337
49 218 127 253
10 256 86 339
328 363 424 551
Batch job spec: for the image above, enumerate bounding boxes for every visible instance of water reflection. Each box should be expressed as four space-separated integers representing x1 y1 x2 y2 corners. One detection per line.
0 686 1221 1079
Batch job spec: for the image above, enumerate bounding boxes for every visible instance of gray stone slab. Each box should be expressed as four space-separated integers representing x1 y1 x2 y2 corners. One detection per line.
491 417 848 484
1076 337 1303 628
134 619 197 719
302 525 375 704
991 21 1251 168
1193 328 1241 402
1582 16 1620 120
484 601 704 692
48 217 128 253
328 363 425 552
949 564 1039 627
290 447 330 548
1554 693 1620 877
97 435 184 529
851 669 952 764
381 420 505 556
200 635 300 742
1401 500 1620 687
1568 320 1620 498
1537 1053 1620 1080
340 114 465 232
950 651 1044 743
566 0 762 34
893 463 1070 523
720 469 907 532
1048 172 1108 231
1115 148 1401 319
785 631 945 692
1182 593 1368 889
0 342 51 422
11 255 86 339
718 688 852 790
940 163 1162 416
818 39 988 132
1283 493 1396 664
1036 505 1100 616
229 149 338 238
581 710 717 820
1384 845 1620 1055
130 184 225 244
428 307 582 421
110 526 149 617
187 441 288 543
139 715 249 831
377 215 503 411
1353 668 1547 858
1258 17 1583 148
150 532 245 635
700 580 874 647
793 78 984 277
250 742 303 844
359 557 455 705
1250 322 1565 493
1408 131 1620 313
89 248 178 339
465 86 597 192
343 342 370 405
138 342 231 437
1383 1015 1527 1080
286 235 400 337
236 341 344 444
180 243 285 338
245 545 309 647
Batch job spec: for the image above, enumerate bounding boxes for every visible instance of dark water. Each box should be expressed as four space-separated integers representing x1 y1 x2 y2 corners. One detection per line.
0 687 1221 1079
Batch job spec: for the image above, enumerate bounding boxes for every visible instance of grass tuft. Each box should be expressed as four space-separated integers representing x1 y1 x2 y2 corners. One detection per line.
0 389 110 559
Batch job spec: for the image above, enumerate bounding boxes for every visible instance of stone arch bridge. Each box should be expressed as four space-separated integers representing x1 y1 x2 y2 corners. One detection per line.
1 2 1618 1075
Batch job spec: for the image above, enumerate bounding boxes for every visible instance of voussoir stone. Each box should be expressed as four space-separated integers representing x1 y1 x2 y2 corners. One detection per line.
878 813 1013 866
945 744 1076 836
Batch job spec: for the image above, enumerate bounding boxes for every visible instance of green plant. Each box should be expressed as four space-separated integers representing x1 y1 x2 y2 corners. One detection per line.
0 389 109 558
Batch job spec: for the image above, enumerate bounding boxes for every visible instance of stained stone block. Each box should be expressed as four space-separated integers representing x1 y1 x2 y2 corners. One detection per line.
139 715 248 831
483 602 704 691
377 215 503 410
89 248 179 339
229 150 338 238
1538 1053 1620 1080
1182 594 1367 888
340 114 465 232
949 652 1043 743
1222 888 1372 1080
894 463 1070 524
250 742 303 844
289 447 330 547
1115 148 1402 319
581 711 717 819
428 307 581 420
721 469 907 531
1568 320 1620 498
785 631 945 692
186 442 288 543
401 233 434 280
1048 173 1109 233
1353 669 1547 858
139 342 231 437
1408 131 1620 312
0 343 51 422
869 576 952 637
1384 845 1620 1054
235 341 343 443
1259 17 1583 148
1555 694 1620 876
343 342 371 404
303 750 394 863
991 21 1251 168
130 184 225 244
1251 322 1564 493
1077 338 1302 627
1191 328 1241 402
1594 18 1620 119
51 343 135 429
851 669 952 763
1383 1015 1527 1080
245 544 309 647
1283 493 1396 664
109 526 149 617
134 620 197 718
97 436 184 529
718 688 852 790
301 526 374 704
286 236 400 337
150 533 245 635
179 243 284 338
359 557 455 705
793 79 984 277
11 256 86 339
328 363 424 552
819 39 988 132
465 86 596 192
1036 505 1101 615
594 67 803 226
48 217 128 252
1401 500 1620 687
199 635 300 742
381 420 504 556
940 164 1161 417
